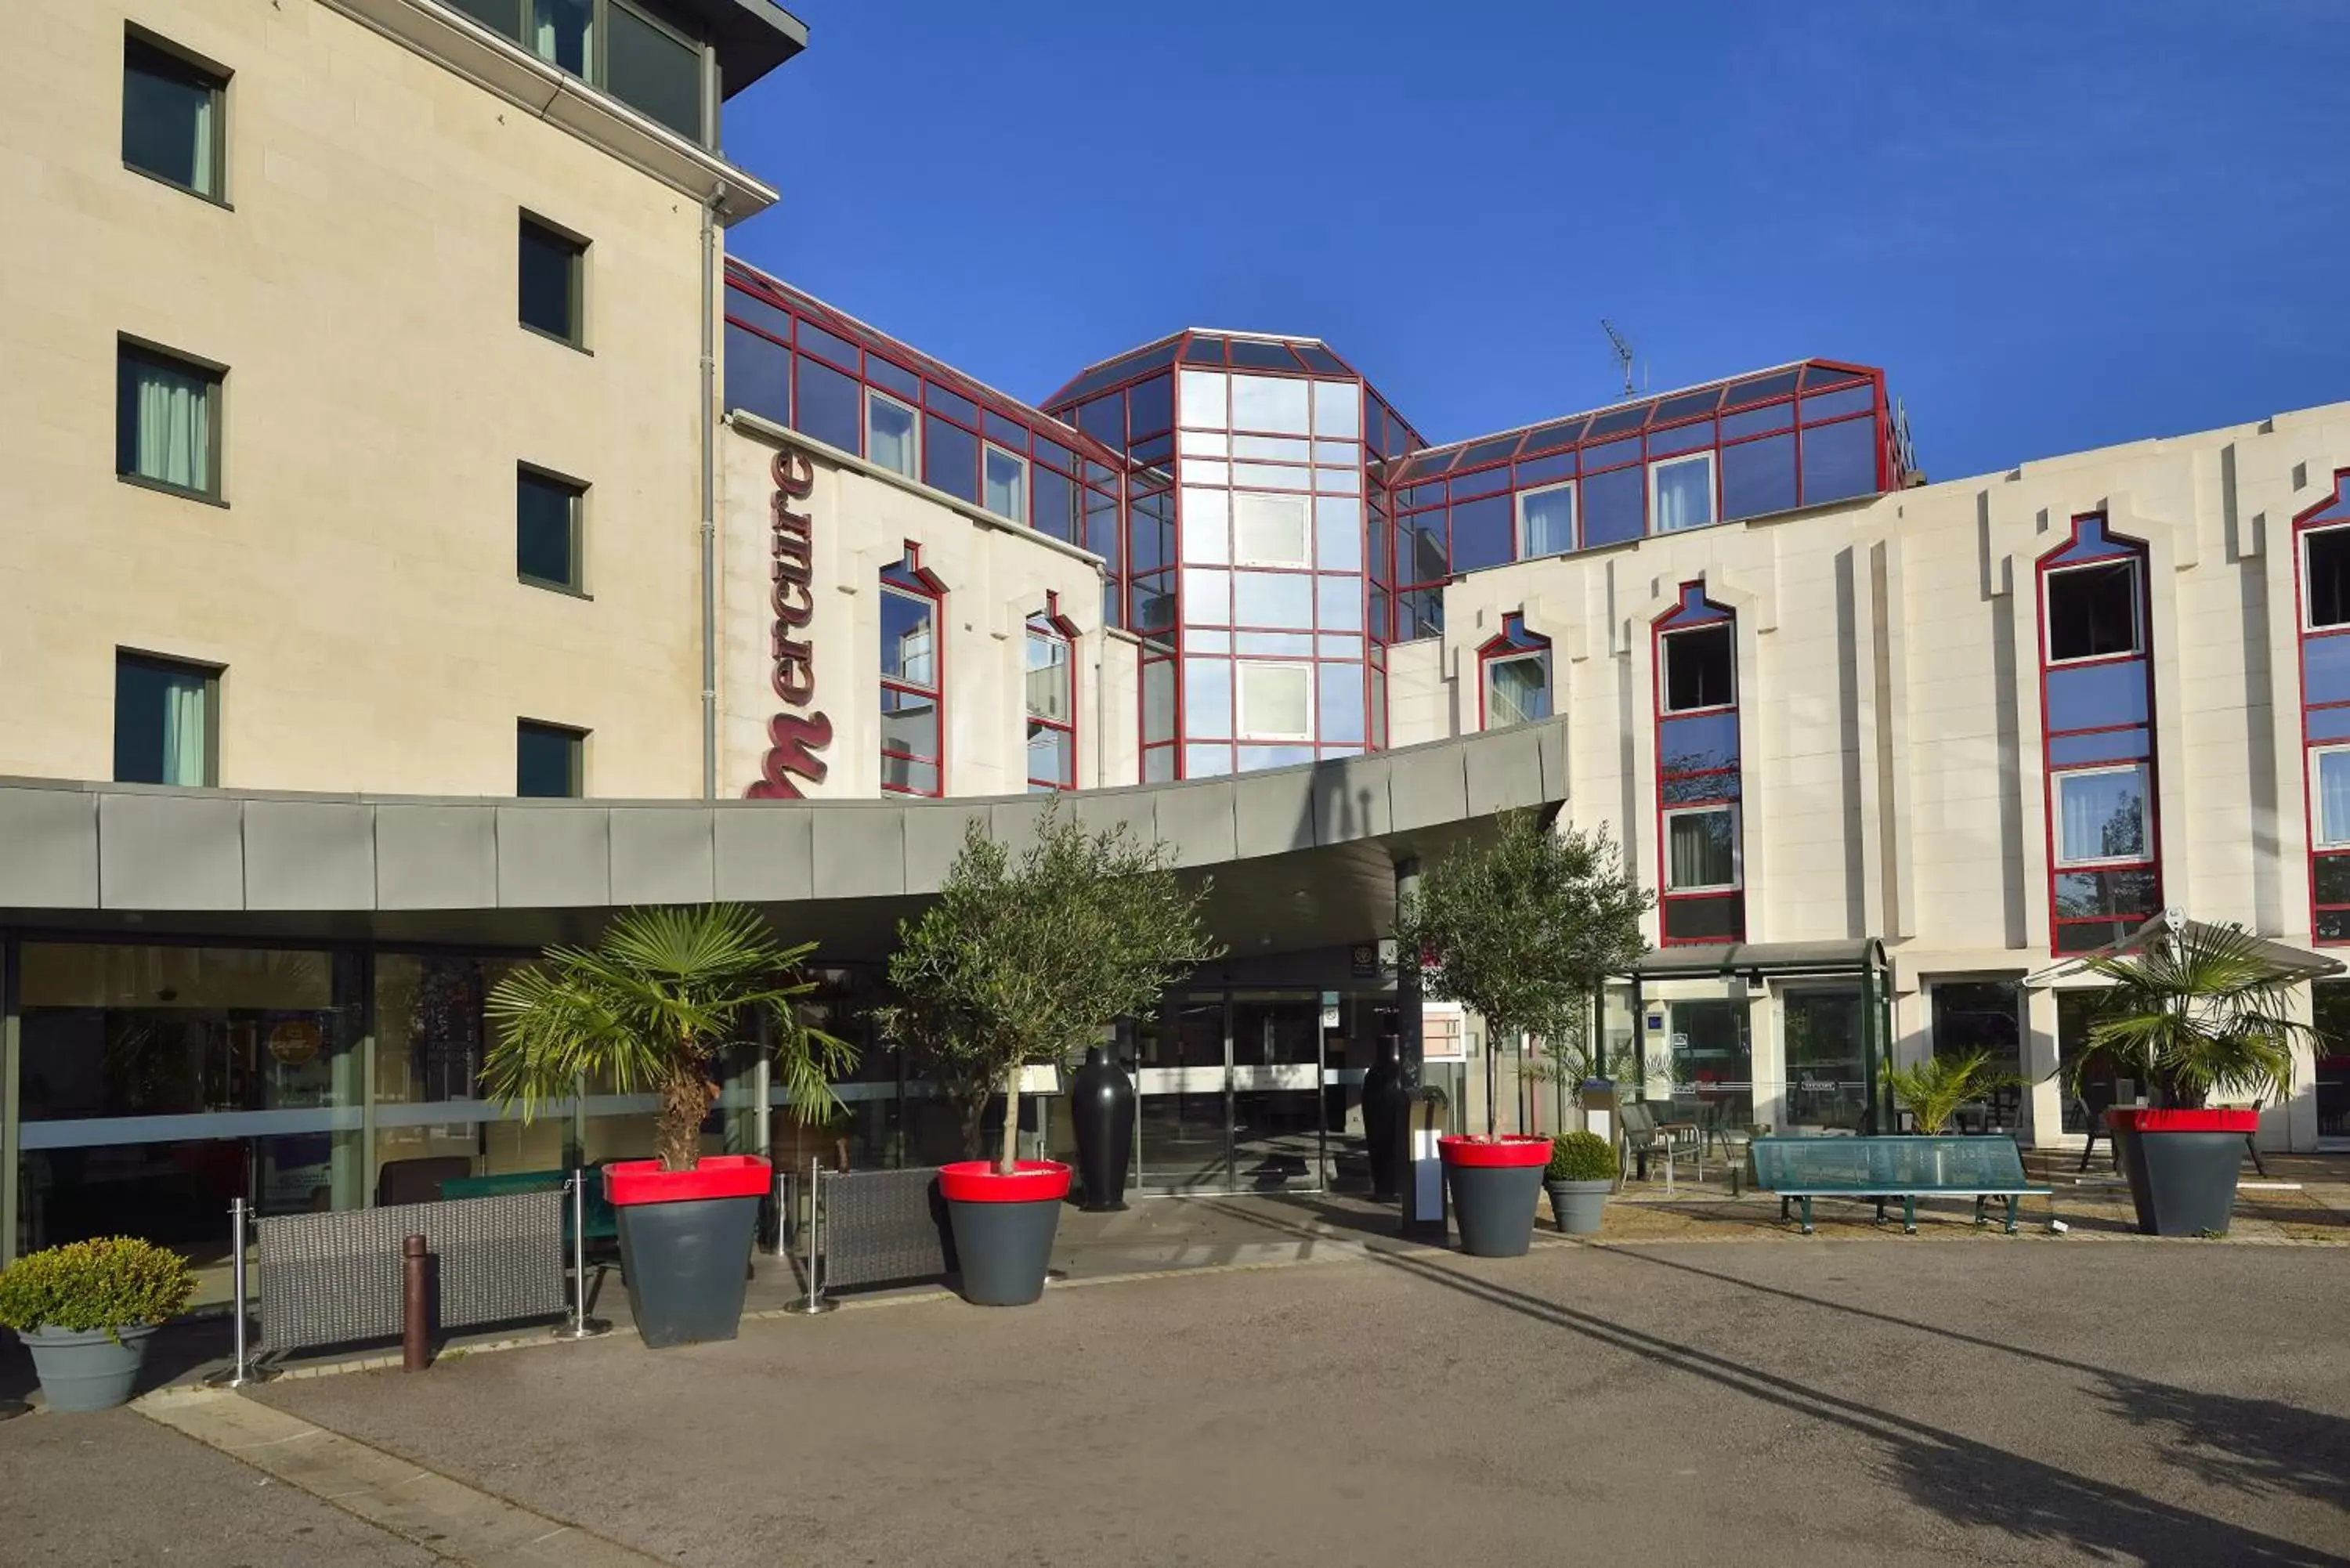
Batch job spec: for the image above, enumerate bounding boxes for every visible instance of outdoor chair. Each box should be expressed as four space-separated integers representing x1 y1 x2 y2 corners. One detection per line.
374 1155 472 1207
1619 1101 1702 1193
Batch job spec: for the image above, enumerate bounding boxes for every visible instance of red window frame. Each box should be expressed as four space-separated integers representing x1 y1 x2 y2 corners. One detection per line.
879 544 946 798
2294 471 2350 941
2037 514 2160 954
1477 612 1552 730
1025 594 1079 793
1654 583 1744 945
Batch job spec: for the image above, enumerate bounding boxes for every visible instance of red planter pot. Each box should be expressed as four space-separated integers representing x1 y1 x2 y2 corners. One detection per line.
602 1154 770 1348
1438 1136 1552 1257
939 1160 1071 1306
2105 1108 2256 1237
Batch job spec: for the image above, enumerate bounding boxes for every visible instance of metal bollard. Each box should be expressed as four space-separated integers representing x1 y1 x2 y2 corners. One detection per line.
204 1197 271 1388
790 1155 834 1314
401 1234 431 1372
551 1170 611 1341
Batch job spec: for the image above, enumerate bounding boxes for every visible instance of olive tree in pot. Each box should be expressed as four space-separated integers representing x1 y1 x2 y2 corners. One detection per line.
1544 1132 1617 1235
2064 923 2304 1236
486 904 853 1348
1397 811 1651 1258
880 804 1219 1305
0 1237 195 1411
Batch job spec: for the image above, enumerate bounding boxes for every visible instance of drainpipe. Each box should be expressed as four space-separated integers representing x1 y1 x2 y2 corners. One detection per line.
699 188 721 800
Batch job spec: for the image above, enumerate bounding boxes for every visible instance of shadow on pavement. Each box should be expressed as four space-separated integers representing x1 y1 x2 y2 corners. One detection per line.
1202 1193 2350 1565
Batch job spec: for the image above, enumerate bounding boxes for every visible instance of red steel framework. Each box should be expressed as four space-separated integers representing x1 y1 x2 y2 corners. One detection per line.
1654 583 1744 945
879 544 947 799
2036 515 2162 955
2293 471 2350 941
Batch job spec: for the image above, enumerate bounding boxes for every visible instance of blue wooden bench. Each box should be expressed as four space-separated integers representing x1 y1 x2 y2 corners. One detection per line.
1750 1136 2052 1234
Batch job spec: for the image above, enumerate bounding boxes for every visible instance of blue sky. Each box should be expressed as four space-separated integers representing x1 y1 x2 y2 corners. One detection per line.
723 2 2348 482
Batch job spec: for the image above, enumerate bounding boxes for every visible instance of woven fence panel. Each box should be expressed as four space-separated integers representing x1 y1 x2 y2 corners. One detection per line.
821 1168 953 1289
257 1190 566 1355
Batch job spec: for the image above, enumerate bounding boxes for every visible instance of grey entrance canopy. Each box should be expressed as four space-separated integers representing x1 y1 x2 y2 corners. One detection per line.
1610 937 1896 1133
2023 912 2345 988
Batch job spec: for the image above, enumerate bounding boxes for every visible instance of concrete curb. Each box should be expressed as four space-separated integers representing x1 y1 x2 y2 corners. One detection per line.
136 1386 660 1567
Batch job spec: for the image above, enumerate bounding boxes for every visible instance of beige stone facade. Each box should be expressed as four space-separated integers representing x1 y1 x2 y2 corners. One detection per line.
0 0 768 798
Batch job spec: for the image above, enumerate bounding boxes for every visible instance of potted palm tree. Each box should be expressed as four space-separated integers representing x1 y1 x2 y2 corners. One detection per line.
1889 1048 2023 1136
2066 922 2304 1236
1396 811 1650 1258
0 1237 195 1411
1543 1132 1617 1234
486 904 853 1347
880 804 1218 1305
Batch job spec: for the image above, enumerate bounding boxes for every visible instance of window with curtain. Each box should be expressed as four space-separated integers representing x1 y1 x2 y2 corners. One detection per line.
982 446 1028 523
116 344 219 498
2316 750 2350 847
532 0 593 74
122 33 225 199
1237 663 1312 740
1025 616 1075 791
1484 653 1549 728
114 652 217 786
2055 766 2147 865
1665 807 1738 891
867 391 918 479
1652 453 1716 533
1518 482 1574 557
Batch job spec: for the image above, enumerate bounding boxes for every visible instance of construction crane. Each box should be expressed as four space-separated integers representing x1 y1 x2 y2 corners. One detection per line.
1601 319 1636 399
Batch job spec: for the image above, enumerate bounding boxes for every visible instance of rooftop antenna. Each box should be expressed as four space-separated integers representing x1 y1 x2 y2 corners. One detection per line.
1601 319 1636 399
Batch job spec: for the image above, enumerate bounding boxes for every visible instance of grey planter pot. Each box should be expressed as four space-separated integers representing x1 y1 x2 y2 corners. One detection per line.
613 1195 761 1349
1546 1179 1611 1235
22 1323 158 1412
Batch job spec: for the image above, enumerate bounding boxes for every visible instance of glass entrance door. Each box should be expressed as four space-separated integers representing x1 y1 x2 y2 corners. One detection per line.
1136 991 1331 1193
1137 999 1230 1191
1783 988 1869 1132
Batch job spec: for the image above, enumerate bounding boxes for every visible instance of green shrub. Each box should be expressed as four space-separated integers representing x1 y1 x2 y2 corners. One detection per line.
1546 1130 1617 1183
0 1237 197 1339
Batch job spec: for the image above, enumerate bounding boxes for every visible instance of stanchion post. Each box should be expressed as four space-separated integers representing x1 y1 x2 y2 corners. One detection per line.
551 1169 611 1341
400 1234 430 1372
791 1154 834 1314
206 1196 271 1387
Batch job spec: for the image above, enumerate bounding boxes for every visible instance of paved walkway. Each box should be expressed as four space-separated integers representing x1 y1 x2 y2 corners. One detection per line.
111 1237 2350 1567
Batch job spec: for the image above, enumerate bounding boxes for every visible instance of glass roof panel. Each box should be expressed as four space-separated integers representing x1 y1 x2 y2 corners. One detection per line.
1293 345 1351 376
1227 339 1304 371
1803 362 1867 388
1520 418 1589 455
1459 434 1524 467
1585 403 1651 438
1723 370 1799 408
1184 334 1229 365
1652 388 1723 423
1398 449 1458 480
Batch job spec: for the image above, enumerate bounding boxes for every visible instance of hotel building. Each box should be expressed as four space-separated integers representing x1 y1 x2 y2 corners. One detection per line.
2 0 2345 1284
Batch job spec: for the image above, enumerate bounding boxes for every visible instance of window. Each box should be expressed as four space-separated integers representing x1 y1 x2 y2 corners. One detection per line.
982 445 1027 523
114 652 218 786
116 341 221 500
1233 493 1309 566
1236 663 1312 741
2044 560 2141 662
1665 805 1740 891
516 720 584 797
866 391 917 479
123 32 226 200
2054 764 2148 867
880 551 943 795
1025 615 1075 792
1518 482 1575 558
2307 527 2350 630
1485 654 1549 728
517 467 584 591
1651 452 1716 533
519 215 585 346
2313 748 2350 849
603 0 703 140
1661 623 1734 712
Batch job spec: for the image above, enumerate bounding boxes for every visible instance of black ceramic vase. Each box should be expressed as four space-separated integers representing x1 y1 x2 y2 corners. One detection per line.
1070 1046 1136 1212
1361 1038 1403 1200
